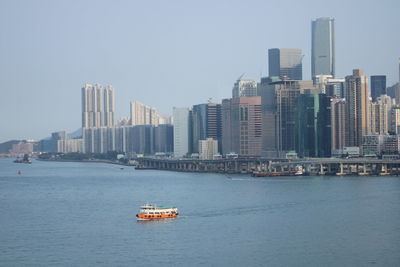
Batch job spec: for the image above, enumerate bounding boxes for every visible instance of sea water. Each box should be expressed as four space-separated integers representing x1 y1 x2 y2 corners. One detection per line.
0 159 399 266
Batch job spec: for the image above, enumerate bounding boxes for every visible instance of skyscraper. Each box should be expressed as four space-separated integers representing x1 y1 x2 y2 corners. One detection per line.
369 95 392 134
221 97 262 157
268 48 303 80
370 75 387 101
191 103 222 153
311 17 335 78
295 94 331 157
345 69 369 147
82 83 103 128
232 78 257 98
103 85 115 127
173 107 190 157
331 98 346 152
265 79 314 156
130 101 167 126
82 83 115 128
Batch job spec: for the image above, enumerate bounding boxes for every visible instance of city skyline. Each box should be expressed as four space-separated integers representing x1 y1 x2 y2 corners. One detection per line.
1 0 399 142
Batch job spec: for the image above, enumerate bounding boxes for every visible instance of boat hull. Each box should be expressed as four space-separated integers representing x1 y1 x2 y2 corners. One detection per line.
136 213 178 220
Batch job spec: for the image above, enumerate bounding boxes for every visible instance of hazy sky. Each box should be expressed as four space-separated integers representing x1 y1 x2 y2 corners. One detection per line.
0 0 399 142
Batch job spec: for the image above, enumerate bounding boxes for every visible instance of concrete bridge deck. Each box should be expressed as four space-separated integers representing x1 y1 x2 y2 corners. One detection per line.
135 157 400 176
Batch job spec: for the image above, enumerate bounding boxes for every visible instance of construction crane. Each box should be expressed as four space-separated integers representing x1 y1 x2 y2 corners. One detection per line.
237 73 245 81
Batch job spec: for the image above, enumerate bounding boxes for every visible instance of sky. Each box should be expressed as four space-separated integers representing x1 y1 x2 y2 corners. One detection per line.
0 0 399 142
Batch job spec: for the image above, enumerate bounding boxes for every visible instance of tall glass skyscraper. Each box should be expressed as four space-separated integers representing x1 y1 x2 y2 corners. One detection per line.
370 75 387 101
268 48 303 80
311 17 335 78
295 94 331 157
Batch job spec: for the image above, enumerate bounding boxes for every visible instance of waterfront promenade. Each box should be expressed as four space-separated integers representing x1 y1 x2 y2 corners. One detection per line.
135 157 400 176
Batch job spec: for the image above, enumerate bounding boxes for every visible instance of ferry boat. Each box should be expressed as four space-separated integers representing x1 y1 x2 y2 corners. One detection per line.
294 165 304 175
136 204 179 220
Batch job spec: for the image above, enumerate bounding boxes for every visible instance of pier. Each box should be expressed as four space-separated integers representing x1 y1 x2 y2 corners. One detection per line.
135 157 400 176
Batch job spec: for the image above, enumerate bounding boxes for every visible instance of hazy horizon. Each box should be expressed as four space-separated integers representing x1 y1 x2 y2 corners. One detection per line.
1 0 399 143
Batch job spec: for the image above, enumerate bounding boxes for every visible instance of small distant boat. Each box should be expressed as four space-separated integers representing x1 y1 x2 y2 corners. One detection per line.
14 154 32 164
294 165 304 175
136 204 179 220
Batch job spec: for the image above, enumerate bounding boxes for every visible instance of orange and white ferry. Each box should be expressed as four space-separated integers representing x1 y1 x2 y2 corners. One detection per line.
136 204 179 220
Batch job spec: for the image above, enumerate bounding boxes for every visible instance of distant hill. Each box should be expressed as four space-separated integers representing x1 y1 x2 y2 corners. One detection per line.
0 140 21 153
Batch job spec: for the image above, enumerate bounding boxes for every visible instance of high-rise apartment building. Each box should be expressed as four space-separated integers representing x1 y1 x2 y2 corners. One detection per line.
390 105 400 134
82 84 103 128
130 101 168 126
370 75 387 101
311 17 335 78
369 94 392 134
82 83 115 128
268 48 303 80
221 97 262 157
345 69 369 147
232 78 257 98
103 85 115 127
173 107 190 157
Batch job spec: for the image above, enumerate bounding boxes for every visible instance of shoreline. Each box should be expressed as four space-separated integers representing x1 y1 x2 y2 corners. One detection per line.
35 158 133 167
32 157 400 177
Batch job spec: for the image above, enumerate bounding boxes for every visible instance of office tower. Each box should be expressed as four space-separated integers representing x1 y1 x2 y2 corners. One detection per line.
173 107 190 157
191 103 222 153
257 76 280 157
313 75 345 97
313 75 333 92
295 94 331 157
370 75 387 101
386 83 400 104
82 83 103 128
154 124 174 153
345 69 369 147
311 17 335 78
267 79 314 156
221 97 262 157
103 85 115 127
325 78 345 98
331 98 346 152
369 95 392 134
132 125 155 155
232 78 257 98
268 48 303 80
199 138 219 160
